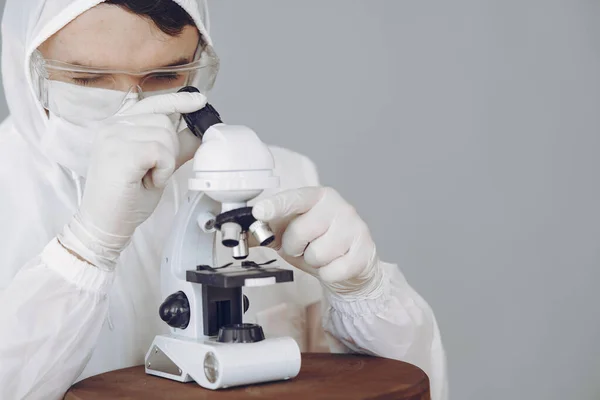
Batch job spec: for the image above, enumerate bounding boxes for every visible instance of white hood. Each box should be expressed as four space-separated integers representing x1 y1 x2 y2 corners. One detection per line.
0 0 215 379
1 0 212 157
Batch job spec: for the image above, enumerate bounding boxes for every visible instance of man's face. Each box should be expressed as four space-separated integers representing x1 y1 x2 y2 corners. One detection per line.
38 4 200 91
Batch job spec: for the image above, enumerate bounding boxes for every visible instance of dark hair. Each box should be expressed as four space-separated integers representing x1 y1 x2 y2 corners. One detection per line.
104 0 198 37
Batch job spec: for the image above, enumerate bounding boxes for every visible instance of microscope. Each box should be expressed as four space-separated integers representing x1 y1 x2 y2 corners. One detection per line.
144 87 301 389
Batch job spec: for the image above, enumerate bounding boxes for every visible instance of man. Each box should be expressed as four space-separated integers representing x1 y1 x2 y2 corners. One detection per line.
0 0 448 399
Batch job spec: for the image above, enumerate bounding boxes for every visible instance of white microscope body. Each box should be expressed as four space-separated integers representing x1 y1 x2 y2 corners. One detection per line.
145 92 301 389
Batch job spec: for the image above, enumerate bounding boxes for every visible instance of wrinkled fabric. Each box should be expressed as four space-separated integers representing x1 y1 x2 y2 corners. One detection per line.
41 112 99 177
0 1 448 399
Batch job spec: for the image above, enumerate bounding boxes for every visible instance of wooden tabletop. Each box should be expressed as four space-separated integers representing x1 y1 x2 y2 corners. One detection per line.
65 353 430 400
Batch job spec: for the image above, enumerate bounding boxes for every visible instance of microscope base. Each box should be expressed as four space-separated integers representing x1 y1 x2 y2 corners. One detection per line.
145 334 301 390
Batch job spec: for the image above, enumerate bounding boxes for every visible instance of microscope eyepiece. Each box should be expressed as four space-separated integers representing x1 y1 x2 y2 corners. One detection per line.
178 86 222 139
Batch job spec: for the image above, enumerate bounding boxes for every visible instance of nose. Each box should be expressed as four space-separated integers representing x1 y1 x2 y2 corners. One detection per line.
113 74 144 92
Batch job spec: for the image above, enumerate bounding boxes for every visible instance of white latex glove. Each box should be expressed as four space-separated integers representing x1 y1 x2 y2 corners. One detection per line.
58 92 207 270
252 187 384 298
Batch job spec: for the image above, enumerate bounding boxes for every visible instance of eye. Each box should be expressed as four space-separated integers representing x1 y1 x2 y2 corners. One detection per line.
152 73 182 81
71 76 103 86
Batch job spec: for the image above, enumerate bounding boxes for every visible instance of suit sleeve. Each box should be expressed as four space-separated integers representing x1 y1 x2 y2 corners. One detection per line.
0 239 114 400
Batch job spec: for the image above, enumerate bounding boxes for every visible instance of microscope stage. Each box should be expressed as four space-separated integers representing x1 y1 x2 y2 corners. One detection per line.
186 264 293 288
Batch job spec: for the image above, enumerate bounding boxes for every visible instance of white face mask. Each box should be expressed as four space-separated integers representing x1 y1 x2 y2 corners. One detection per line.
40 112 101 178
46 80 135 125
40 85 138 177
40 84 184 178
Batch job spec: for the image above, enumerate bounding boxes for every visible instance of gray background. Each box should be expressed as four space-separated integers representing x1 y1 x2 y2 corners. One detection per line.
2 1 600 399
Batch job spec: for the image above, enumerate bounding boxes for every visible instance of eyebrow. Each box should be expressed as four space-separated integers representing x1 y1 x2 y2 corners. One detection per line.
162 57 194 67
66 57 193 69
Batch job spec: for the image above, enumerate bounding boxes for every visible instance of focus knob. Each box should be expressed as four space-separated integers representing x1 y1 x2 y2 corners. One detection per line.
159 291 190 329
243 295 250 313
217 323 265 343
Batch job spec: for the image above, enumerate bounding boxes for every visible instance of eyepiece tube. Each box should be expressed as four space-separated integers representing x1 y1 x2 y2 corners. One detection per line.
178 86 222 139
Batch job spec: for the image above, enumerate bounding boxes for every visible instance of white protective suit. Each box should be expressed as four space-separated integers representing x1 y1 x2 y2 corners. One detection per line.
0 1 448 399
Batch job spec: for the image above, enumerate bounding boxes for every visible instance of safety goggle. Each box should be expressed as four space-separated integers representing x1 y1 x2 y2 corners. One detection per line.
30 45 219 124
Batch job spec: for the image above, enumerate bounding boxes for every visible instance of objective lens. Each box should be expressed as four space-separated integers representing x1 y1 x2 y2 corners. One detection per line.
221 222 241 247
249 221 275 247
233 232 249 260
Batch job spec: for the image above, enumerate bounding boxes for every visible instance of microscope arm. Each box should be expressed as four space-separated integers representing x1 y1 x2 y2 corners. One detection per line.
159 190 221 340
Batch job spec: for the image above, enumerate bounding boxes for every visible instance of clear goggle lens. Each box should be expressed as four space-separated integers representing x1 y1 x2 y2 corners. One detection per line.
31 46 219 124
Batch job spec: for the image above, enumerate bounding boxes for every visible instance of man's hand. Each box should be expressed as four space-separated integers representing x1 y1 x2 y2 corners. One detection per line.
253 187 384 298
58 92 206 270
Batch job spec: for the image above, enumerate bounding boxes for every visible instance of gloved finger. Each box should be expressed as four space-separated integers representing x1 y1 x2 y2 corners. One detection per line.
102 114 177 156
121 126 179 162
252 187 326 222
317 229 374 283
150 153 177 189
302 214 359 267
117 92 207 116
279 188 351 256
279 251 320 278
131 141 176 189
116 113 176 132
142 172 154 192
281 202 339 257
175 127 201 170
318 255 362 283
